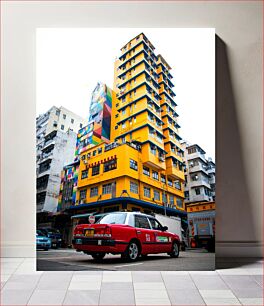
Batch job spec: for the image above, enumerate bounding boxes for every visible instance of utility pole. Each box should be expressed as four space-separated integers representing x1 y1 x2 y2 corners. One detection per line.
163 181 167 216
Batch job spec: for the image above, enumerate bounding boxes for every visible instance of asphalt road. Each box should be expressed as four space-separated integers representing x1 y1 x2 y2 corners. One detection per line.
37 248 215 271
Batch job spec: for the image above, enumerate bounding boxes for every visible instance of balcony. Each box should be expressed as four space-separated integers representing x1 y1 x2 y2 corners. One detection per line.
42 137 57 150
37 165 51 177
187 151 207 163
39 151 53 163
36 185 48 193
36 202 45 213
165 160 185 180
142 147 166 171
189 178 211 189
188 164 208 174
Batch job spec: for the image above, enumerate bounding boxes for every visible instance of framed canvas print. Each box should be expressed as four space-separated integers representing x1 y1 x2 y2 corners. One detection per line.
36 28 215 271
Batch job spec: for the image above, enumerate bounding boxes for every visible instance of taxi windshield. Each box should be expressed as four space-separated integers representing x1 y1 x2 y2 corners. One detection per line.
98 213 127 225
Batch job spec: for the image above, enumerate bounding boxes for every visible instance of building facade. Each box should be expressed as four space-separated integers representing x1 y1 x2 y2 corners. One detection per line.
58 83 113 212
74 33 185 217
36 106 87 213
182 142 215 203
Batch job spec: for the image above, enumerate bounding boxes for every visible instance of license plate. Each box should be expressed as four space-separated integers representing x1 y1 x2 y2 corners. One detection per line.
84 229 94 237
75 239 82 244
98 240 102 245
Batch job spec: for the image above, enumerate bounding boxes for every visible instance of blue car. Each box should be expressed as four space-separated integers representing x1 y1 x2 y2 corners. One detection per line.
36 230 52 250
38 228 62 248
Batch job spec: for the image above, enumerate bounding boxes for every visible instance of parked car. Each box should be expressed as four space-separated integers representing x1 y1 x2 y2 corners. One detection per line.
38 228 62 248
72 212 181 261
36 230 52 251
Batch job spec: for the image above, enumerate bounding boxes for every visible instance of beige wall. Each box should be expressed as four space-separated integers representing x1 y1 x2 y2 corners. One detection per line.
1 1 262 257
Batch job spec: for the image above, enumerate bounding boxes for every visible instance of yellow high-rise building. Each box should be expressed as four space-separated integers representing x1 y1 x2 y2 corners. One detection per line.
76 33 185 217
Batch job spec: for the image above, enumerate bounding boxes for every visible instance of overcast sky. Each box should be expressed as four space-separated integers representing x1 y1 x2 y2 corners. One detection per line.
36 28 215 159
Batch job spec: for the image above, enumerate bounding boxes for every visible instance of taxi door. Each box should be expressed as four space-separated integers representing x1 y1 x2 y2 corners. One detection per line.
134 214 156 254
148 217 172 253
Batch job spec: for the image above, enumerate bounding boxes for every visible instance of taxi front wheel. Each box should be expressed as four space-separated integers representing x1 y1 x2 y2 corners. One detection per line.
169 241 179 258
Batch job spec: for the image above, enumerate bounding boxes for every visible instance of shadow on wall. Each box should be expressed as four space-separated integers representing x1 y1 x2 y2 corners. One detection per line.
215 35 259 268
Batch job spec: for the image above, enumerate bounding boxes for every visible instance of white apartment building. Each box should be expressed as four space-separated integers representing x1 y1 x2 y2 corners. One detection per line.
182 142 215 203
36 106 87 213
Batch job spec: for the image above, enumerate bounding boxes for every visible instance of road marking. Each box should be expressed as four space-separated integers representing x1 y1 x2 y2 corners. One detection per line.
114 262 144 268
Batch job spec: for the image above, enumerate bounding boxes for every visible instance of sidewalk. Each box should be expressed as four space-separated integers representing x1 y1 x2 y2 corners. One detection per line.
1 258 263 305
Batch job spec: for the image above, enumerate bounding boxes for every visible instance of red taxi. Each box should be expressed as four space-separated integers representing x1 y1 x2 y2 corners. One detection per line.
72 212 180 261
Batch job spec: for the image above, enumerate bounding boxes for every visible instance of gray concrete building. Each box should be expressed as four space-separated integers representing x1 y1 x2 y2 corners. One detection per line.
182 142 215 204
36 106 87 213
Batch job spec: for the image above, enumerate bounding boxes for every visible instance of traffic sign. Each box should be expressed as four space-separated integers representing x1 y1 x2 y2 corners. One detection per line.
88 215 95 224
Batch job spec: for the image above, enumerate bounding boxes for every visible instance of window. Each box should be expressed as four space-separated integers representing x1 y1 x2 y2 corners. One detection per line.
90 187 98 197
104 159 117 172
92 150 96 157
184 191 189 198
122 109 126 115
55 110 60 116
63 114 66 119
122 122 126 129
149 128 155 137
152 171 159 180
176 198 183 208
71 119 74 124
99 212 127 224
189 159 199 167
174 180 181 190
161 175 166 183
150 146 156 155
169 195 174 205
92 165 100 176
144 187 151 198
149 218 162 230
143 166 150 176
162 193 167 204
130 181 138 194
130 159 138 171
168 179 173 187
98 147 102 154
102 183 112 194
154 190 160 201
80 189 87 200
195 188 200 195
122 137 126 143
188 147 196 154
81 170 88 179
115 125 118 130
80 123 83 128
115 114 119 118
135 215 150 229
205 188 210 196
61 125 64 130
191 175 199 181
